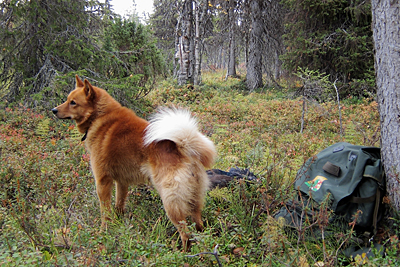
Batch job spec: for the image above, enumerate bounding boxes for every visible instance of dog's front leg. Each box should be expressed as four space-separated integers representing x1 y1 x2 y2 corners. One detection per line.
95 175 114 229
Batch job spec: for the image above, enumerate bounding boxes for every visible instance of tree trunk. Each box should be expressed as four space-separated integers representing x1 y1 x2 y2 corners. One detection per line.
193 0 201 85
371 0 400 210
193 0 207 86
176 0 194 85
246 0 263 91
218 46 224 69
226 0 237 79
263 0 284 81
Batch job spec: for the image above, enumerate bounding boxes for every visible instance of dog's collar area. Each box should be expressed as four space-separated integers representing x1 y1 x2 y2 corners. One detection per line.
81 130 88 141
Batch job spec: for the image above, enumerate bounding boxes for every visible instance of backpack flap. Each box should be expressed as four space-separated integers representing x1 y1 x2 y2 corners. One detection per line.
295 143 367 209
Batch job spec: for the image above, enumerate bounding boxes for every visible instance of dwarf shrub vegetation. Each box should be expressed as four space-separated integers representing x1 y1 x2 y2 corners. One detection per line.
0 71 398 266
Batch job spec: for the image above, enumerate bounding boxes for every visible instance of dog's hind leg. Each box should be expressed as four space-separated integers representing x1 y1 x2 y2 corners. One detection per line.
162 202 191 251
115 182 129 215
95 175 114 229
191 203 205 232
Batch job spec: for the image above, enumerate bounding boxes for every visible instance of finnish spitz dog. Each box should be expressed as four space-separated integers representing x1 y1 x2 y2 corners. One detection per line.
52 75 216 250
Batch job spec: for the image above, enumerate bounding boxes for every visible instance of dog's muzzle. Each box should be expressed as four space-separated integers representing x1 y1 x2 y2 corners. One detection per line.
51 108 71 119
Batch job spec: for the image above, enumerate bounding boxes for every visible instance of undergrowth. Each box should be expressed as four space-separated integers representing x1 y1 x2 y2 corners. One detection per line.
0 71 398 266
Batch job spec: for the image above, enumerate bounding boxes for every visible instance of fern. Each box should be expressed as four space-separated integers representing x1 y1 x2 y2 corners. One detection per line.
208 187 233 203
69 127 83 140
35 118 50 137
345 122 360 144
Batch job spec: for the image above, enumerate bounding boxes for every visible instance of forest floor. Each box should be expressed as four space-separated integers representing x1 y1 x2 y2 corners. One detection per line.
0 71 398 266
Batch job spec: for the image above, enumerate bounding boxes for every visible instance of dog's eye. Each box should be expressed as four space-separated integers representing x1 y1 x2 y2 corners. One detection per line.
70 100 76 105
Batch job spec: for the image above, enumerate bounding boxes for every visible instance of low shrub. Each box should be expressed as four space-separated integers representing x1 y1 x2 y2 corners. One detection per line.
0 72 395 266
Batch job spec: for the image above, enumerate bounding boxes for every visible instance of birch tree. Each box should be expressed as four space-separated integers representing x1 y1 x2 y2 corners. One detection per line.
175 0 194 85
193 0 208 85
226 0 237 78
175 0 207 86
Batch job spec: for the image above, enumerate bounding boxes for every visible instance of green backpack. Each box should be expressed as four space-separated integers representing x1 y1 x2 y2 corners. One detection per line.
276 142 385 236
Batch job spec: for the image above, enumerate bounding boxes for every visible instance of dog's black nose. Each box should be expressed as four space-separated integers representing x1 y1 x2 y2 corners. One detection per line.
51 108 58 114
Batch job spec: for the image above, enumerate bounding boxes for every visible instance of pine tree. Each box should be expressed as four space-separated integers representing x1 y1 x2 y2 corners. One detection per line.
0 0 165 108
281 0 374 96
0 0 106 104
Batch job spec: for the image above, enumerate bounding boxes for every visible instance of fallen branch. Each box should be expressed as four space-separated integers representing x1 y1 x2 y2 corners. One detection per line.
333 79 343 136
186 244 222 267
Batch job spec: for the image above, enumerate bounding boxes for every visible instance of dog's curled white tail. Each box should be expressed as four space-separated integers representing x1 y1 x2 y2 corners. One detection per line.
144 108 216 168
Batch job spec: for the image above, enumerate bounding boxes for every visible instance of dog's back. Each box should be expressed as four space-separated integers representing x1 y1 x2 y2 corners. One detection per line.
88 106 150 186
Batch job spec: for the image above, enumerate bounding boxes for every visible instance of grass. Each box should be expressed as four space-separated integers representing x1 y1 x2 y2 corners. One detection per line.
0 71 398 266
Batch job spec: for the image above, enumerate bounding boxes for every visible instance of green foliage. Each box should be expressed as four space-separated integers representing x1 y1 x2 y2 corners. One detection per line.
294 67 333 102
0 0 103 103
103 17 166 80
149 0 178 74
0 72 396 266
0 1 166 110
281 0 375 97
94 76 155 116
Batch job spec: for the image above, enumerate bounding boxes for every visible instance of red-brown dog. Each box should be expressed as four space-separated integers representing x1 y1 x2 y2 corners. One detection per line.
52 75 216 250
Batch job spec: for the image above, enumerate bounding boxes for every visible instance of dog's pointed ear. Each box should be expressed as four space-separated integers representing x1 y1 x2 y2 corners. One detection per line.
75 75 84 87
83 79 96 101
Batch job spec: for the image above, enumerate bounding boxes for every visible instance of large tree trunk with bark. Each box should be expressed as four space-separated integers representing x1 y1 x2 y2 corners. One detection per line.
246 0 263 91
176 0 194 85
193 0 207 85
263 0 284 81
371 0 400 210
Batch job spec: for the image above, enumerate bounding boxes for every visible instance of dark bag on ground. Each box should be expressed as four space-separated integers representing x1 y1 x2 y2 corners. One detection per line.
275 142 385 240
207 168 257 189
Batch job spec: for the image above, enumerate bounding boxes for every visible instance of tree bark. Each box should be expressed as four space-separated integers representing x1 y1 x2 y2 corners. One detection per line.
246 0 263 91
263 0 284 81
193 0 207 85
226 0 237 79
193 0 201 85
371 0 400 210
176 0 194 85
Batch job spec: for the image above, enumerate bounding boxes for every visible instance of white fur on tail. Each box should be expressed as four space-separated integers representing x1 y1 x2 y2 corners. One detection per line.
144 108 216 165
